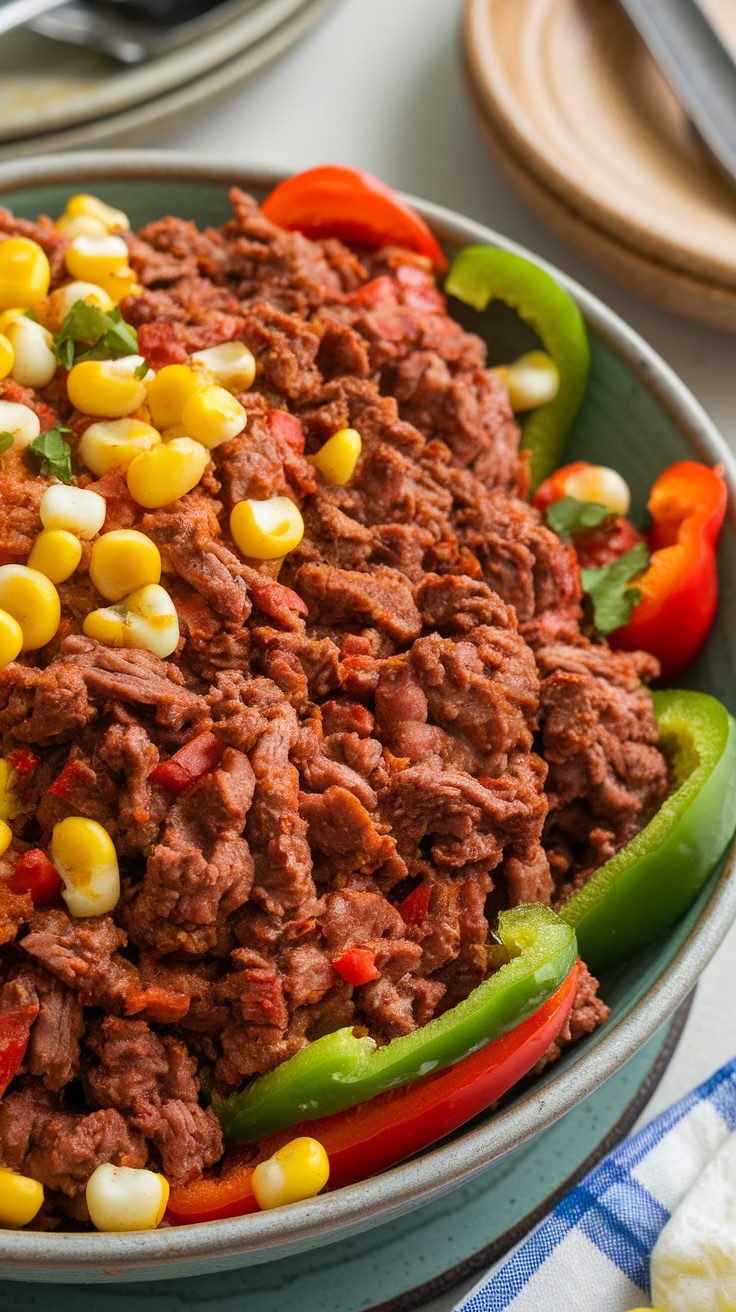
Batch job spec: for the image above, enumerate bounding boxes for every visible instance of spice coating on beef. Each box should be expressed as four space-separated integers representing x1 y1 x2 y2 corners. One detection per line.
0 190 666 1222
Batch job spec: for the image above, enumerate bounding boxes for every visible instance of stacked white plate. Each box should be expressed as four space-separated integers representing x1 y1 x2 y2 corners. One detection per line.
0 0 338 160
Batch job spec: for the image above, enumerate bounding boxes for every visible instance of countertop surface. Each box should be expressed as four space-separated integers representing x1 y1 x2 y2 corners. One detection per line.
159 2 735 1305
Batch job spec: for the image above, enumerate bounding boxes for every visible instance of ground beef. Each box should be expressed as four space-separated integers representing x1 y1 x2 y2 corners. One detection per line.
0 188 669 1224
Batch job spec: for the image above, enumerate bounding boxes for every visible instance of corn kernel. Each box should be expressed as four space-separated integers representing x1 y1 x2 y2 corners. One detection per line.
67 356 147 419
0 565 60 652
90 530 161 602
100 266 142 304
252 1137 329 1211
493 351 560 412
63 194 130 233
0 758 19 822
564 464 631 517
191 341 256 392
0 238 51 312
6 317 56 389
28 529 83 584
0 818 11 857
64 233 129 285
0 400 40 450
51 815 120 917
181 384 246 450
56 213 108 240
230 496 304 561
0 607 23 670
86 1163 168 1233
84 582 179 660
38 280 114 333
146 364 202 430
0 308 25 335
40 485 106 540
308 427 362 485
126 437 208 509
0 332 13 380
0 1168 44 1228
78 417 160 477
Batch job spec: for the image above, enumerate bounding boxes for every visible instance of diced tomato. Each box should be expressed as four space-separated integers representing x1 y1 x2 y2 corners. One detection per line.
7 749 39 778
251 581 309 622
0 1005 39 1098
573 516 643 570
332 948 380 986
49 758 90 799
9 849 62 905
267 409 305 453
148 732 225 794
136 321 188 369
397 883 431 925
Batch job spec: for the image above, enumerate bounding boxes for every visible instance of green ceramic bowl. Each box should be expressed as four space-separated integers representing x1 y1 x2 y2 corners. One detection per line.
0 153 734 1283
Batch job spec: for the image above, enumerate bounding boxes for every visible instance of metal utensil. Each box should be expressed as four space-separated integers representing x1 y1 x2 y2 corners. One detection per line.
617 0 736 191
0 0 70 37
30 0 262 63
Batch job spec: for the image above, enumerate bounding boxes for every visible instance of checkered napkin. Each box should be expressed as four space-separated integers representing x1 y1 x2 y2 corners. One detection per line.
454 1057 736 1311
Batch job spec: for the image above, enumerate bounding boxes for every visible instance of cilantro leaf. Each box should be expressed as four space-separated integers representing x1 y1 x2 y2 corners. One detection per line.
133 359 149 379
28 426 74 485
53 301 138 369
547 495 612 537
580 541 650 635
0 432 14 454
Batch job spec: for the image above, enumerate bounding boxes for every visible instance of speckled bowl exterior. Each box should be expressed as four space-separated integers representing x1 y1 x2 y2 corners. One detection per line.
0 153 734 1283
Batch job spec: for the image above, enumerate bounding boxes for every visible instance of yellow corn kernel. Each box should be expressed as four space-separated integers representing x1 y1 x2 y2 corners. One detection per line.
63 194 130 233
78 417 160 477
0 238 51 312
0 758 18 822
51 815 120 917
83 582 179 660
99 266 142 304
0 332 13 380
230 496 304 561
0 818 11 857
181 384 246 450
86 1163 168 1233
64 233 129 286
191 341 256 392
6 317 56 389
252 1137 329 1211
38 280 114 333
308 427 362 486
90 530 161 602
0 308 25 335
67 356 148 419
493 351 560 412
28 529 83 584
126 437 208 509
0 1168 44 1228
0 565 60 652
40 485 106 540
0 607 23 670
0 399 40 450
564 464 631 517
160 424 188 442
146 364 202 431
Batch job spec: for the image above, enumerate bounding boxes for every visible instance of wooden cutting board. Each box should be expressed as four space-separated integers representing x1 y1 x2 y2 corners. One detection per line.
463 0 736 330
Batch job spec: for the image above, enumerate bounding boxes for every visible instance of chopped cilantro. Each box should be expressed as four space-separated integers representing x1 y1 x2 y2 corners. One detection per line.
133 359 149 379
28 426 74 485
53 301 138 370
580 541 650 635
0 432 14 454
546 495 612 537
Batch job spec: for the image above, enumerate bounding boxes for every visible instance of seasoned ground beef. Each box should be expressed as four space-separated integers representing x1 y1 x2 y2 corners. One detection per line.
0 190 669 1223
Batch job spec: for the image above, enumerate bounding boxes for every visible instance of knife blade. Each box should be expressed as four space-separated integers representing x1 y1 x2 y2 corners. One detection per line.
617 0 736 190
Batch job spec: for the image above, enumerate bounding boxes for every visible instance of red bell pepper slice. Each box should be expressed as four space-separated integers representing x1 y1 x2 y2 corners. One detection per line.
251 580 309 621
148 732 225 794
9 849 62 905
612 461 727 679
49 759 90 799
167 963 578 1224
0 1004 39 1098
397 882 432 925
261 166 448 273
332 948 380 986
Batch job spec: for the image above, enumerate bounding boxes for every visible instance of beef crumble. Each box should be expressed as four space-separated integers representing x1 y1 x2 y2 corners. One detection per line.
0 191 669 1223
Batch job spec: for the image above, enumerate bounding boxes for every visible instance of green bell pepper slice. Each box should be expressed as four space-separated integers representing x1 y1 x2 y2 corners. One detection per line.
561 689 736 971
217 903 577 1144
445 246 590 488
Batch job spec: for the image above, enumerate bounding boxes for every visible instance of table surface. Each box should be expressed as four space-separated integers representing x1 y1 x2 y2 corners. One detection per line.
159 1 736 1305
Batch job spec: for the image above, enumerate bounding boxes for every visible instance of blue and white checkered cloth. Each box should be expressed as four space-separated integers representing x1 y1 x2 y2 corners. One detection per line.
455 1057 736 1311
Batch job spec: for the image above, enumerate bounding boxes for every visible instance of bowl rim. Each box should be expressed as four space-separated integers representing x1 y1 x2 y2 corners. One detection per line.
1 150 735 1274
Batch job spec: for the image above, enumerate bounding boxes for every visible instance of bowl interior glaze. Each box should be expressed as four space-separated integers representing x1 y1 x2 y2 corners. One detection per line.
0 154 734 1283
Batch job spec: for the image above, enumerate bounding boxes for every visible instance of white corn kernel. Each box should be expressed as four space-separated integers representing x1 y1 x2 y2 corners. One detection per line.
51 816 120 918
191 342 256 392
6 317 57 389
252 1137 330 1211
493 351 560 412
83 582 179 660
564 465 631 516
28 529 82 584
56 214 108 240
0 400 40 450
86 1163 168 1233
40 485 106 540
78 417 161 477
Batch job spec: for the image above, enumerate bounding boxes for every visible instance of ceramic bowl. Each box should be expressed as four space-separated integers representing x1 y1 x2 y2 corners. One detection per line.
0 152 734 1283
